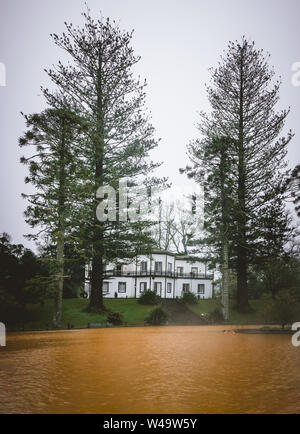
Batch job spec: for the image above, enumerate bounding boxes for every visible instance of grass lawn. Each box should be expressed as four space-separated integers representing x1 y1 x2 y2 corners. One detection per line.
8 294 283 331
11 298 160 331
188 296 273 324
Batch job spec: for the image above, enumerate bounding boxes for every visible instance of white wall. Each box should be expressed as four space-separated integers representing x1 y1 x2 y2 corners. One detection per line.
85 252 213 299
175 278 213 298
175 259 206 274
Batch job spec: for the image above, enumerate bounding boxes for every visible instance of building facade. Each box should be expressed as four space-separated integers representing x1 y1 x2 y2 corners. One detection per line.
84 250 214 300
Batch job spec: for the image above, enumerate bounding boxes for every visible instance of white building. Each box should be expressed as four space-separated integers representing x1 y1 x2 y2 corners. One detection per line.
84 250 215 300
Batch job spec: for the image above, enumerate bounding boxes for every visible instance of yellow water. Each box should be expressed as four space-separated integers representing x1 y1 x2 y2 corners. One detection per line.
0 325 300 414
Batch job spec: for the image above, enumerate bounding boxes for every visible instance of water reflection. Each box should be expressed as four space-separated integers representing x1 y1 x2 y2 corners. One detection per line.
0 326 299 413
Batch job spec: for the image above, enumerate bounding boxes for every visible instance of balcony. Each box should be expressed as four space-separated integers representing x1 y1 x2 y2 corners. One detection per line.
103 269 214 280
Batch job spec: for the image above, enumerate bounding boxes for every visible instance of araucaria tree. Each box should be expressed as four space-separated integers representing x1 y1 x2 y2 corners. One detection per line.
43 9 164 312
187 38 293 312
20 109 87 327
184 136 235 320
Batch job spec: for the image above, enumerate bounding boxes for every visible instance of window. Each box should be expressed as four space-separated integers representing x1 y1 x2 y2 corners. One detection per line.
198 284 205 294
177 267 184 276
167 283 172 293
141 261 147 273
154 282 162 295
118 282 126 293
103 282 109 294
167 262 172 272
182 283 190 293
191 267 198 275
154 262 162 273
140 282 147 293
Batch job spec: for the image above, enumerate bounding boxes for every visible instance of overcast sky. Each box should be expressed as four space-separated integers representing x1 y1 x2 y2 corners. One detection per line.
0 0 299 249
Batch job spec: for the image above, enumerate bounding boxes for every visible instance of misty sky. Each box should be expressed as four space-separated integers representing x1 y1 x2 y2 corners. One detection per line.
0 0 299 249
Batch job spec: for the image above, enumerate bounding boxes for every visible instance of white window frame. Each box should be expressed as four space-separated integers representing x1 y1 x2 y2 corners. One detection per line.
177 266 184 276
154 262 162 273
167 283 172 293
141 261 147 273
103 282 109 294
182 283 190 292
154 282 162 294
118 282 126 293
140 282 147 293
197 284 205 294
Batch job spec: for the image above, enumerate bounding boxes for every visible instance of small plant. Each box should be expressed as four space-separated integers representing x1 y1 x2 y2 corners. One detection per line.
138 289 161 305
145 307 168 325
208 307 224 323
181 291 198 305
107 311 123 325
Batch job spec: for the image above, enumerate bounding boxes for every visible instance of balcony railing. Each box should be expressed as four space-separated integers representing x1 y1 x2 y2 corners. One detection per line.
103 270 214 280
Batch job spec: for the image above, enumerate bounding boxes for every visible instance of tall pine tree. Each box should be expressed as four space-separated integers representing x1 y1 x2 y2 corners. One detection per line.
19 108 87 327
43 8 166 312
193 37 292 311
183 136 235 319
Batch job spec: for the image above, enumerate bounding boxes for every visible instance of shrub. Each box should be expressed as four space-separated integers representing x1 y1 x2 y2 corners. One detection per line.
264 290 300 328
107 311 123 325
138 289 161 305
145 307 168 325
181 291 198 305
208 307 224 323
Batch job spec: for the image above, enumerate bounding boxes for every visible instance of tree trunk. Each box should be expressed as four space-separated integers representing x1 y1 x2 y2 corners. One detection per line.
236 155 249 311
236 49 249 312
222 241 229 321
236 168 249 311
53 232 64 328
88 50 107 313
53 117 66 328
236 245 249 311
219 143 230 321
